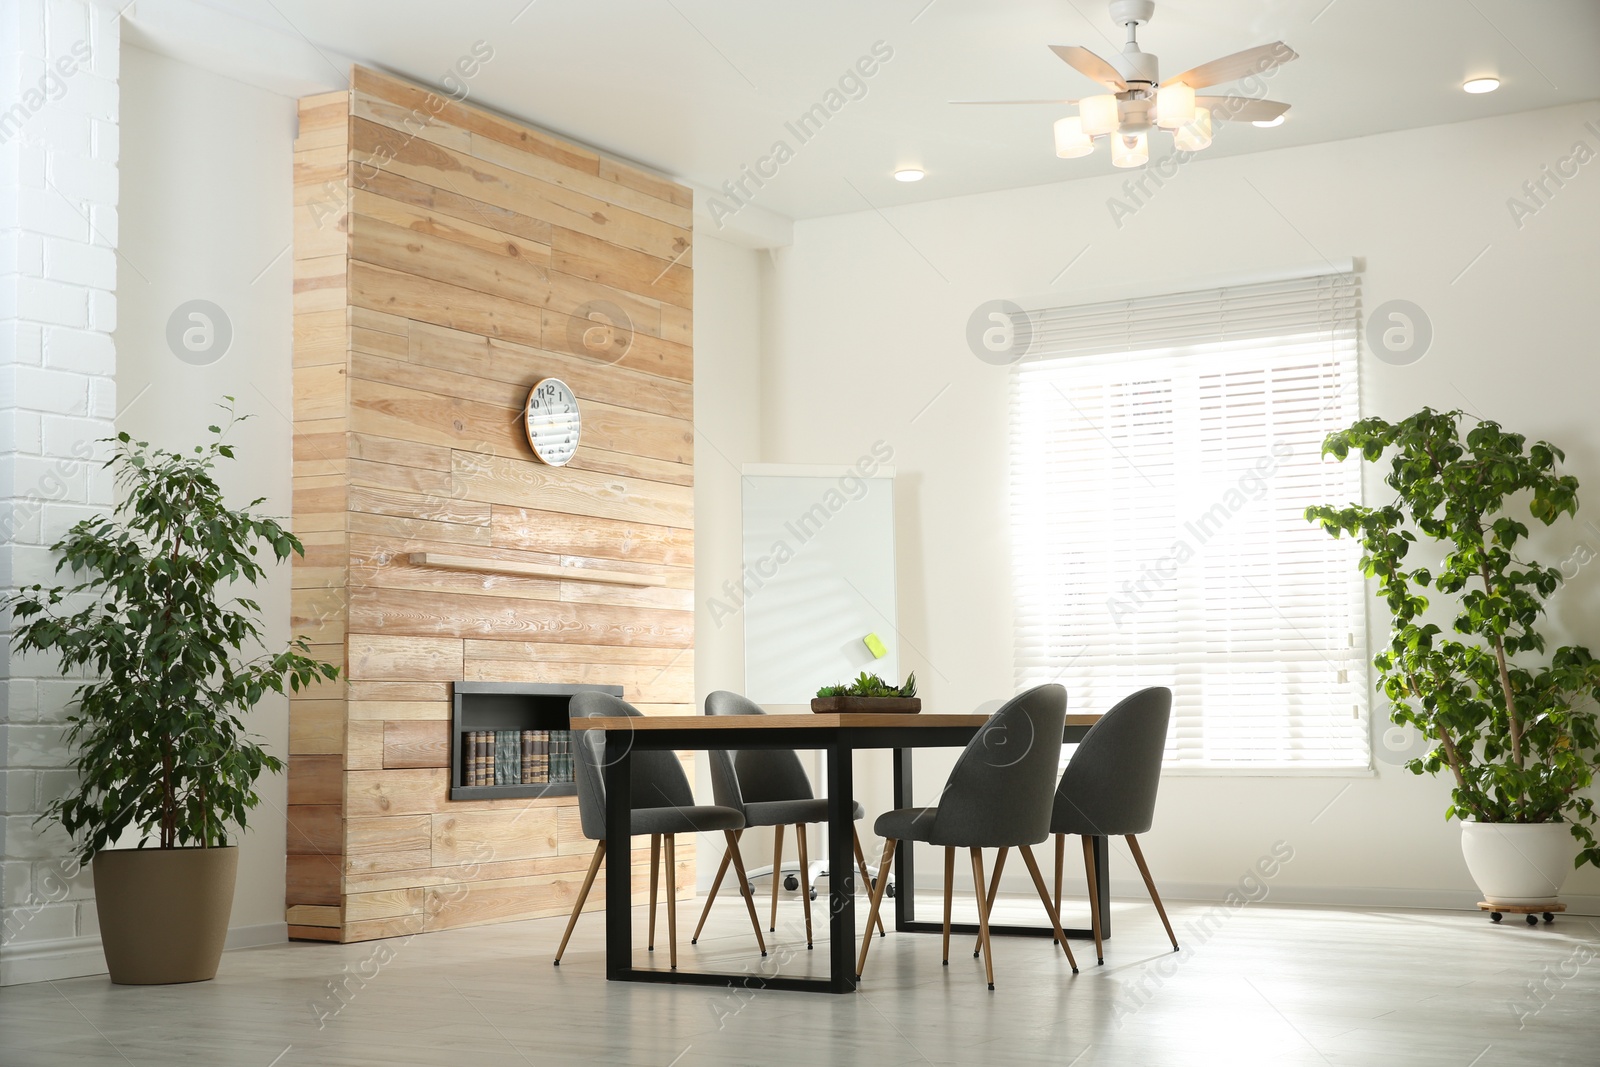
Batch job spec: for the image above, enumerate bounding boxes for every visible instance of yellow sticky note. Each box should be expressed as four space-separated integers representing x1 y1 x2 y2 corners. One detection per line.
863 633 888 659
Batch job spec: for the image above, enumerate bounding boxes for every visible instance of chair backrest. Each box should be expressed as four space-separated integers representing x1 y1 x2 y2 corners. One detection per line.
703 691 815 812
929 684 1068 848
1052 686 1172 837
568 691 694 842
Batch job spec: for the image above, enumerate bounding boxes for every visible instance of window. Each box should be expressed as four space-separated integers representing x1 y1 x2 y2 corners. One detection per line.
1008 273 1368 769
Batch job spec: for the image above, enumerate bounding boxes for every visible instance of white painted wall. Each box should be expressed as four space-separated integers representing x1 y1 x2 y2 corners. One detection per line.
113 44 297 942
691 234 766 887
743 100 1600 912
0 0 121 987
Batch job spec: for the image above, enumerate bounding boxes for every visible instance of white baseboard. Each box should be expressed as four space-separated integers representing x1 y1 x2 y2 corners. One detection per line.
912 872 1600 917
0 921 289 987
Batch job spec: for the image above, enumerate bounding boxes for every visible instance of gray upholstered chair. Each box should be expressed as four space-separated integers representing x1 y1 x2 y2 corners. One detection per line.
1051 685 1177 964
690 691 884 951
856 684 1077 989
554 692 766 969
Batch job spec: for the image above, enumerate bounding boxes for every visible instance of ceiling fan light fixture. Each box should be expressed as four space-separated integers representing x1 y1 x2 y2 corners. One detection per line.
1112 130 1149 168
1080 94 1121 137
1053 116 1095 158
1173 107 1212 151
1463 76 1500 94
1155 83 1194 129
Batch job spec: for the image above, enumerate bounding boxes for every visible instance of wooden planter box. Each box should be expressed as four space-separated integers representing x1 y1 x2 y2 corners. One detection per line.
810 696 922 714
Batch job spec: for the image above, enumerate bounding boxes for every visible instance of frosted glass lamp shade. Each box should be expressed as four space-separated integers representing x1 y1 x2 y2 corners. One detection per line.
1053 116 1094 158
1079 95 1120 137
1174 107 1213 151
1111 130 1149 168
1155 83 1194 129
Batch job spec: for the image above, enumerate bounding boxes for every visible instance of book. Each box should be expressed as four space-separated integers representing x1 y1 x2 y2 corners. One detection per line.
478 731 493 787
496 730 518 785
462 731 476 787
521 730 534 785
534 729 548 784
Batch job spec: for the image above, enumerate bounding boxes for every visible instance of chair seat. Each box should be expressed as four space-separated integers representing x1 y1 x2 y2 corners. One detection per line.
744 798 865 826
874 806 940 843
629 804 745 837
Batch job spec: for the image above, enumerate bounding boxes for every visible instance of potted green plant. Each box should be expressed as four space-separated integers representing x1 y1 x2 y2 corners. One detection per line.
3 409 339 983
812 672 920 713
1306 409 1600 914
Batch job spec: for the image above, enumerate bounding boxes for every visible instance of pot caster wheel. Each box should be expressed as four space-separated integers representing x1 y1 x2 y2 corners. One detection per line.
783 874 800 892
1490 912 1503 923
1543 912 1555 924
886 882 896 899
1526 914 1539 927
809 889 818 901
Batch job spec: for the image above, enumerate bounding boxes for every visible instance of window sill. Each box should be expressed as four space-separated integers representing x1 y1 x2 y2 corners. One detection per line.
1158 764 1376 778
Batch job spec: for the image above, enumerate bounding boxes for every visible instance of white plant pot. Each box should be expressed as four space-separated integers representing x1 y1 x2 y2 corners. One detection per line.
1459 821 1577 906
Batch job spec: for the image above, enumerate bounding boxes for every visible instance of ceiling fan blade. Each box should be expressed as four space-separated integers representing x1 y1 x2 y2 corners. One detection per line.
1048 45 1127 91
1195 97 1291 123
1162 42 1298 89
948 98 1082 106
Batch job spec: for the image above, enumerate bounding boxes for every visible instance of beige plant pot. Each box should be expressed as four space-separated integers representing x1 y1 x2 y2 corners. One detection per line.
92 846 238 984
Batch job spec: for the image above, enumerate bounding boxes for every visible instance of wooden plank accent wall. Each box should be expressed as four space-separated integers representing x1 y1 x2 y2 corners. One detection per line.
289 67 695 944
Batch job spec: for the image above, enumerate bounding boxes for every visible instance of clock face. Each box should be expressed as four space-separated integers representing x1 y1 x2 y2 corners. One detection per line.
524 378 581 466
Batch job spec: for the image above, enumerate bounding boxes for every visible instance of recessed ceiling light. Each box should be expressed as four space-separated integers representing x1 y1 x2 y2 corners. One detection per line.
1252 114 1286 128
894 168 925 182
1463 77 1500 94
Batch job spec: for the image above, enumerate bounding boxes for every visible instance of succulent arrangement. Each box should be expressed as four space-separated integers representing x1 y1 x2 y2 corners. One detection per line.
816 672 918 699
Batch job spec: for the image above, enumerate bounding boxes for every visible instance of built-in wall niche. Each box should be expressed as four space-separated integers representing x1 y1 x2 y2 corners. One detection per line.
450 682 623 801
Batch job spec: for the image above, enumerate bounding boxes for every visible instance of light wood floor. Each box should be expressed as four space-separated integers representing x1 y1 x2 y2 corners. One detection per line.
1 891 1596 1066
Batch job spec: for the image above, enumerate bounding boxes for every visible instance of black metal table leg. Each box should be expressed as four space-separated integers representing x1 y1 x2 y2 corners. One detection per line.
893 745 913 930
1092 834 1111 939
826 737 857 992
602 736 632 981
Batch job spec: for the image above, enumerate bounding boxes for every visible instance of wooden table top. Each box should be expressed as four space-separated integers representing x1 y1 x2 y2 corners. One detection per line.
569 712 1102 731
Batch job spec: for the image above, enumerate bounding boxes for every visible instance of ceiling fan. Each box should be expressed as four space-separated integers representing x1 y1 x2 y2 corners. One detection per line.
953 0 1297 167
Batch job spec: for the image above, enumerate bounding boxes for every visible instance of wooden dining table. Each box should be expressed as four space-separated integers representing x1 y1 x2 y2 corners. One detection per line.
569 710 1105 994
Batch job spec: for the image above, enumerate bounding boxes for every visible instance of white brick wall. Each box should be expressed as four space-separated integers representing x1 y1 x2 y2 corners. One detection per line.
0 0 118 984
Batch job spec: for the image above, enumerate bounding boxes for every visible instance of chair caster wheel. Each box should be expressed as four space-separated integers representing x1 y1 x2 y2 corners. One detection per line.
1490 912 1503 923
1544 912 1556 924
1526 914 1539 926
784 874 800 891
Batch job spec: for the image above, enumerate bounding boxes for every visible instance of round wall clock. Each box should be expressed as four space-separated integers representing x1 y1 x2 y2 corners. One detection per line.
524 377 581 466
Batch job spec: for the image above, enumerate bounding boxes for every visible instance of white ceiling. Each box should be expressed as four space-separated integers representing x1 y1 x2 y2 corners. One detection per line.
125 0 1600 221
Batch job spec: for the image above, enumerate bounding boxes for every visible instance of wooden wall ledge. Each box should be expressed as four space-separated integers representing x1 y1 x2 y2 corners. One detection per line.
408 552 667 588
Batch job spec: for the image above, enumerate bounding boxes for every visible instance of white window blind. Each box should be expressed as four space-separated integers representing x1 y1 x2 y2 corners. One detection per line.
1008 273 1369 769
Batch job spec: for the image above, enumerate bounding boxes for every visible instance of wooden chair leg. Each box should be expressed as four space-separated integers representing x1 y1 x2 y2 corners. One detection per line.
795 824 814 949
691 832 736 945
1053 832 1065 940
941 845 955 965
723 829 767 956
970 847 995 990
852 828 886 937
1081 835 1104 965
856 838 897 980
553 840 605 965
665 834 678 970
769 823 785 933
1019 844 1078 973
648 834 660 952
1127 834 1179 951
973 847 1008 957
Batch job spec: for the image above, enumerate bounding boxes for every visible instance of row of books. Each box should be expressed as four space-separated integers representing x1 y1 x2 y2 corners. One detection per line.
461 730 575 787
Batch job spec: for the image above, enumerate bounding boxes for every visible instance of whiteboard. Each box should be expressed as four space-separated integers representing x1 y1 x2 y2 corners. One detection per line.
741 464 899 704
